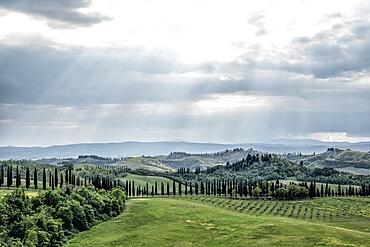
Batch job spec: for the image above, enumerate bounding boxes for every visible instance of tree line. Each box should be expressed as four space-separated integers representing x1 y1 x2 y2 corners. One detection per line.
0 164 123 191
123 178 370 199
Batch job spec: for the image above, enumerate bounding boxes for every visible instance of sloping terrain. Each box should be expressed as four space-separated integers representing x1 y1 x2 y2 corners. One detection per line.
288 149 370 175
117 148 259 171
65 198 370 247
118 156 175 172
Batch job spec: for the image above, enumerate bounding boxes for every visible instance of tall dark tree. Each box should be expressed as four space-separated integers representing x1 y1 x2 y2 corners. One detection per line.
172 181 176 196
0 165 4 186
146 182 149 197
161 182 164 196
128 181 131 196
26 167 30 189
34 167 38 189
68 168 72 185
54 168 58 188
155 181 158 195
49 170 52 187
42 168 46 190
7 165 13 187
179 182 182 196
166 182 170 196
60 173 64 188
125 180 129 193
16 165 21 188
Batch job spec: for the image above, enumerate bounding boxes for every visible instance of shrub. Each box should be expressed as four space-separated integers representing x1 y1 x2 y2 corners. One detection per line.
0 187 126 246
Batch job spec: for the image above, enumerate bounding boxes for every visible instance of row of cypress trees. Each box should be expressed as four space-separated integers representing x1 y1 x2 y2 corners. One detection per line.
124 179 370 198
1 165 369 198
0 164 124 192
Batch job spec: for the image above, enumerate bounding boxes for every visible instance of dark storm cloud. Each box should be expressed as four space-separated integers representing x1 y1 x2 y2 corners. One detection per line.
276 20 370 79
0 0 110 27
1 36 370 108
0 39 192 105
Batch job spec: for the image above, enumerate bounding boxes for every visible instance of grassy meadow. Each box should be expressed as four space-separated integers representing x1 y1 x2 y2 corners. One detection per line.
65 197 370 247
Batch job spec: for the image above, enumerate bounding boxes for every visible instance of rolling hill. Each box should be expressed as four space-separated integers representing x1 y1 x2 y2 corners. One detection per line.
287 149 370 175
1 140 370 160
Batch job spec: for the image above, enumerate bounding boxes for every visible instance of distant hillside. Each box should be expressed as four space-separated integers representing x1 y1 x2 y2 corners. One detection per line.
1 140 370 160
117 148 260 172
287 149 370 175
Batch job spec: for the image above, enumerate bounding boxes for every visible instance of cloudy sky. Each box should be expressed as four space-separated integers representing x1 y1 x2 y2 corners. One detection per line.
1 0 370 146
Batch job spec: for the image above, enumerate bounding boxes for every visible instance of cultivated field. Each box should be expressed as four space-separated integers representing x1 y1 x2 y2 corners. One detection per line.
65 197 370 247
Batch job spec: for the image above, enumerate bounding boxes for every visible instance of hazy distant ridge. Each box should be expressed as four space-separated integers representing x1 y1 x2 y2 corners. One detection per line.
1 140 369 160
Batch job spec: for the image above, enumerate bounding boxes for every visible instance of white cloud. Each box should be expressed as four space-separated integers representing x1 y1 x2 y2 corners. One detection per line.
1 0 370 146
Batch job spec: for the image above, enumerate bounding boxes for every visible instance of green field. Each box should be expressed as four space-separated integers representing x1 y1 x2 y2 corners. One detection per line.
65 197 370 247
187 196 370 233
118 157 175 172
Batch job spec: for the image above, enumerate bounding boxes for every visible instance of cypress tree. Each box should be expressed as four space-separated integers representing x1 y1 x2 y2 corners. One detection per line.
26 167 30 189
49 170 52 187
132 181 135 197
54 168 58 188
128 181 131 196
173 181 176 196
155 181 158 195
161 182 164 196
185 181 188 196
309 182 314 197
42 168 46 190
189 182 193 195
146 182 149 197
51 176 55 190
337 184 341 196
7 165 13 187
16 165 20 188
60 173 64 188
166 182 170 196
0 165 4 187
125 180 128 193
151 185 154 196
34 167 38 189
179 182 182 196
195 182 198 195
68 168 72 185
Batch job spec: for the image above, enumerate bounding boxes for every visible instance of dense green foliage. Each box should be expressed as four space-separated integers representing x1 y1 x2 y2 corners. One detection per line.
0 187 126 246
172 154 370 186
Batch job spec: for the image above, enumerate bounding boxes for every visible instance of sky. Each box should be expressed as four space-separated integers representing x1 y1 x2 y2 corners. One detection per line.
0 0 370 146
